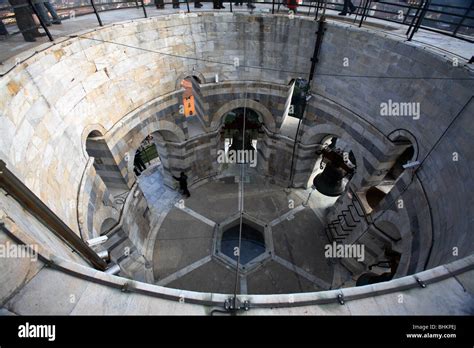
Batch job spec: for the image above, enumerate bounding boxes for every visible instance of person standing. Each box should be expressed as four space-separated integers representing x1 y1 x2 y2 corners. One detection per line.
134 150 147 175
0 20 8 38
173 172 190 198
32 0 61 26
43 1 61 24
287 0 297 12
338 0 356 16
8 0 44 42
213 0 224 9
234 0 254 9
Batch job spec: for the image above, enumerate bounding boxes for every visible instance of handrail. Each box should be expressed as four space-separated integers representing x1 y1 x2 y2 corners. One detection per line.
0 0 472 43
0 160 108 270
11 240 474 309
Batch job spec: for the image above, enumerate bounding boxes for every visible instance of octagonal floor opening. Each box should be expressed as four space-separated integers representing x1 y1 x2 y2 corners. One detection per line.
221 223 265 265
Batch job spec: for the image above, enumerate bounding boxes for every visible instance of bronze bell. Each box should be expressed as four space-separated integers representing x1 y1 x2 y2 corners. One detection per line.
313 161 347 197
229 131 255 153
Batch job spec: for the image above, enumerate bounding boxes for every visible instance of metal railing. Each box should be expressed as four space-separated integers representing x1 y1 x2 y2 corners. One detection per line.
0 0 472 44
0 160 108 270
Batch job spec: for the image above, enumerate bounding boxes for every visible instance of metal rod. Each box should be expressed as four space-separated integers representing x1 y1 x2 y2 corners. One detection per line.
272 0 275 14
406 0 424 38
402 5 412 24
353 0 360 23
230 0 233 12
232 87 248 309
186 0 190 13
90 0 103 26
308 12 325 82
0 160 108 271
359 0 372 28
408 0 430 41
288 9 325 187
27 0 53 41
303 187 315 206
141 0 148 17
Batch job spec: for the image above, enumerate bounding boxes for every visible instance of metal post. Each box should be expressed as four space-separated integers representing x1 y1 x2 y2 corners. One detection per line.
408 0 430 41
402 6 411 24
303 186 316 207
141 0 148 17
288 14 325 187
308 13 325 82
90 0 103 26
272 0 275 14
314 0 320 20
0 160 108 271
186 0 190 13
353 0 364 24
358 0 372 28
406 0 424 38
27 0 53 41
230 0 233 12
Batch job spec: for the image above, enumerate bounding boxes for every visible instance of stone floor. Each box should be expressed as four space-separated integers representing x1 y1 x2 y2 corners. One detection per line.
1 3 472 70
143 165 336 295
136 161 180 218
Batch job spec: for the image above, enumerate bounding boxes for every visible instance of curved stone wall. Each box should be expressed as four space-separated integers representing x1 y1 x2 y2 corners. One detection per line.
0 13 472 281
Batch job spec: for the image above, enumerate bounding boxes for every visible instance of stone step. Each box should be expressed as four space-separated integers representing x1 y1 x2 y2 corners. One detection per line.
340 257 366 275
109 238 134 262
102 228 125 249
369 226 397 245
360 231 387 259
348 204 363 221
327 223 349 240
341 210 358 227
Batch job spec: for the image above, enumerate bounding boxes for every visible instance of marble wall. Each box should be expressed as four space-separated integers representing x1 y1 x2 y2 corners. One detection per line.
0 13 472 276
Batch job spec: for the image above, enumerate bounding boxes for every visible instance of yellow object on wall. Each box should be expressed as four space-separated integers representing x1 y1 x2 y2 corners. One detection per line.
181 79 195 117
183 95 195 116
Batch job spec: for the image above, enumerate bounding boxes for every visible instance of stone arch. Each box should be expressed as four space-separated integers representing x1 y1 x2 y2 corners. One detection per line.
211 99 276 132
77 157 121 240
362 133 415 213
300 123 365 177
372 216 412 278
124 120 185 183
175 71 206 89
100 217 118 235
81 124 108 160
85 130 129 193
126 119 185 151
388 129 419 162
90 205 120 239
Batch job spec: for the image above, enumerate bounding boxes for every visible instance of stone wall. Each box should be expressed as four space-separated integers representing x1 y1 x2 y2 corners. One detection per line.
77 158 120 240
0 13 472 275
